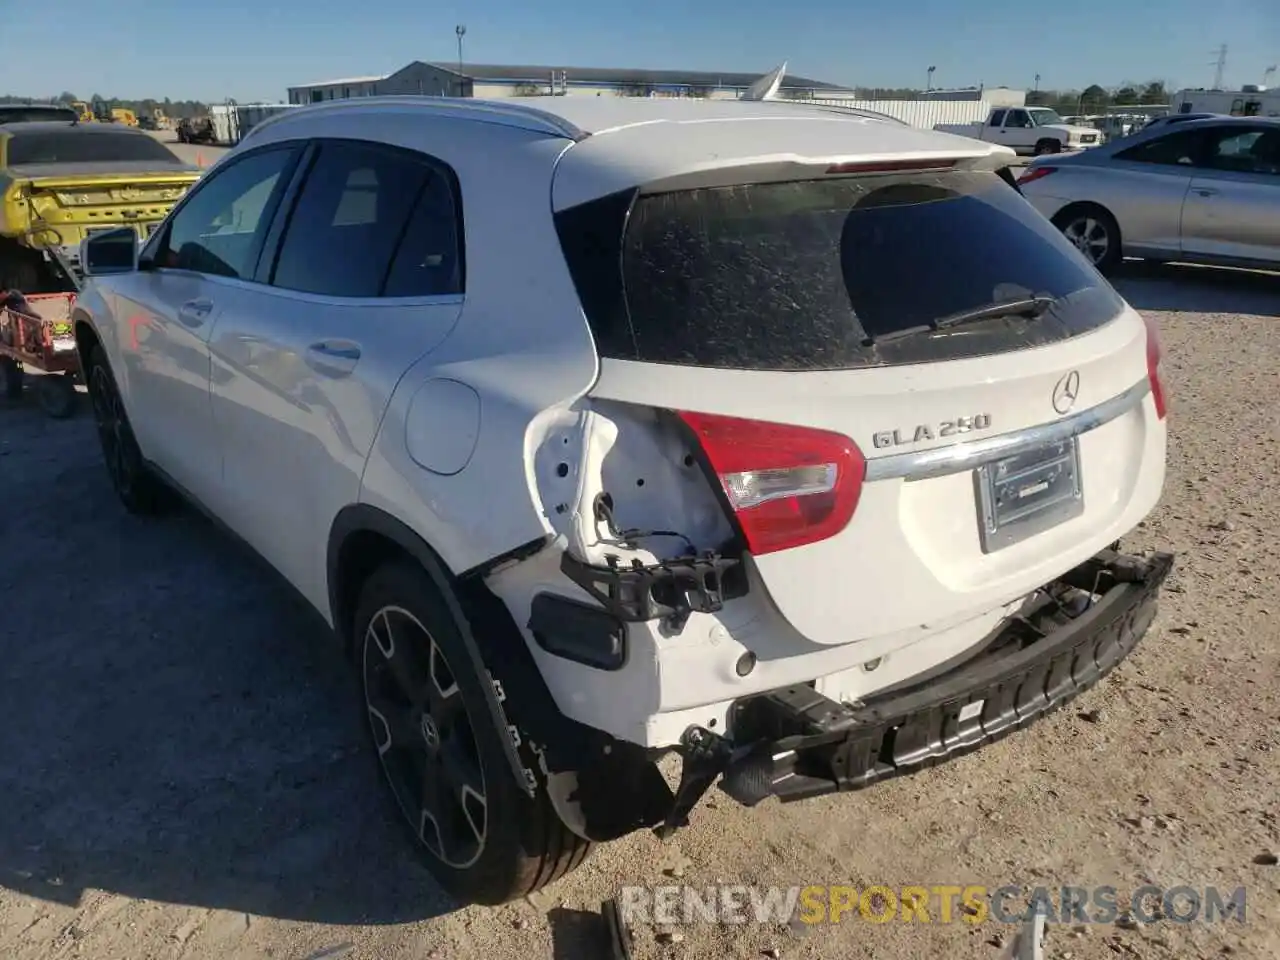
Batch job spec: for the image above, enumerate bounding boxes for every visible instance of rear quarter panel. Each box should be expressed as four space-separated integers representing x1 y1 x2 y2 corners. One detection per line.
353 121 599 578
1022 160 1188 252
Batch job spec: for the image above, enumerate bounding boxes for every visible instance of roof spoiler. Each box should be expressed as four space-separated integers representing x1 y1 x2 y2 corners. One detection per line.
740 63 910 126
741 63 787 101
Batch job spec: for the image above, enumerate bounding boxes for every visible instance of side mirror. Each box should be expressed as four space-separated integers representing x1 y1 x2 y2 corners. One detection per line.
80 226 139 277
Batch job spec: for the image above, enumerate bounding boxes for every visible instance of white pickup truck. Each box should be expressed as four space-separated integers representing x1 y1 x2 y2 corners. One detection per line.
936 106 1101 156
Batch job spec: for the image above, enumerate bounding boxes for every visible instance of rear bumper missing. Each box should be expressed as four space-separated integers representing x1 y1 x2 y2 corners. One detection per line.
717 548 1174 806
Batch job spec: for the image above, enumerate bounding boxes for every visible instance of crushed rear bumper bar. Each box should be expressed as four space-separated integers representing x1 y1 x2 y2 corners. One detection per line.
713 548 1174 807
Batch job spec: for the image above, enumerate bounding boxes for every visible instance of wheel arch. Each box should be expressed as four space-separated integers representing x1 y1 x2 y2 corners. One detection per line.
73 310 102 367
1051 199 1119 228
327 502 540 798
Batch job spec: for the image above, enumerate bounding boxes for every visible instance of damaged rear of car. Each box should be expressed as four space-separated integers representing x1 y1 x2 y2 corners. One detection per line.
299 101 1175 906
478 128 1171 848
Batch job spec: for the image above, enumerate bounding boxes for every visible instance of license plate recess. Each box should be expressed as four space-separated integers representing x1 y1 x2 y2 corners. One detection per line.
975 436 1083 553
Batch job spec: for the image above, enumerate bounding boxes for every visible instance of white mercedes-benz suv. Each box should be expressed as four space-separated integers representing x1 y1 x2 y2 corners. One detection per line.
71 95 1173 906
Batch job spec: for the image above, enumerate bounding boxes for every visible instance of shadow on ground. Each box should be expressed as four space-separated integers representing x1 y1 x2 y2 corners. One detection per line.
547 907 614 959
0 398 455 925
1110 261 1280 316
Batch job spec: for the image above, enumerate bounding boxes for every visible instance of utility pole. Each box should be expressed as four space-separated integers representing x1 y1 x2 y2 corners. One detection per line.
455 24 467 94
926 65 936 92
1210 43 1227 90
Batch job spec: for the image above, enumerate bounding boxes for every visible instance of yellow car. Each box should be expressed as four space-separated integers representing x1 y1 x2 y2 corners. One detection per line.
0 120 201 291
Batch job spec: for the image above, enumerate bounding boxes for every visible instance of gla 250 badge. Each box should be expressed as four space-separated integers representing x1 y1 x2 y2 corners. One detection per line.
872 414 993 449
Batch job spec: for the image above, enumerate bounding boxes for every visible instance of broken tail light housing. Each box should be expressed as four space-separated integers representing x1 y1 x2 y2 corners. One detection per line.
1141 312 1168 419
677 411 866 556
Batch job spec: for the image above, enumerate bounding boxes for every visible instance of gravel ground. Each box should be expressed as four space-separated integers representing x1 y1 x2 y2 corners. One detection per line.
0 262 1277 960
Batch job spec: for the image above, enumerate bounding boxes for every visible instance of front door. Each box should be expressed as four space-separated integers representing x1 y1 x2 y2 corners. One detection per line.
1180 125 1280 263
1000 109 1037 151
206 138 466 611
114 143 302 501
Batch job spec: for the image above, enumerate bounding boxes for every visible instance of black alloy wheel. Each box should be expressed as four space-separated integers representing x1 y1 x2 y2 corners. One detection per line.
85 346 170 513
362 604 489 870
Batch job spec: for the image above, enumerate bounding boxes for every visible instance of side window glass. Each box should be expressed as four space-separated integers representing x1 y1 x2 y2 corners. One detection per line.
989 110 1006 127
1115 130 1204 167
270 140 431 297
383 170 464 297
1205 129 1280 175
1006 111 1029 128
159 148 293 279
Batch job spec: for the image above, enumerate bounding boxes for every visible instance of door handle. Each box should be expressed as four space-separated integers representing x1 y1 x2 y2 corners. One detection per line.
177 298 213 328
307 341 361 361
305 340 361 373
1194 188 1218 197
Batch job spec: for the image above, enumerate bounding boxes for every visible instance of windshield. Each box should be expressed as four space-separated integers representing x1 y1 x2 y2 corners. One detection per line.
6 130 183 166
555 169 1124 371
1028 108 1064 126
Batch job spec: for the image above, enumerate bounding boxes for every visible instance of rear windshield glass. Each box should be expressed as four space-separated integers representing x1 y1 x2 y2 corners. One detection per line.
0 107 77 124
6 130 182 166
555 169 1124 370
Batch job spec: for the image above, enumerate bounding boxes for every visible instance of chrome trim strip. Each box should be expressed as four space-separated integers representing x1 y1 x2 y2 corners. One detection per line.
863 377 1151 483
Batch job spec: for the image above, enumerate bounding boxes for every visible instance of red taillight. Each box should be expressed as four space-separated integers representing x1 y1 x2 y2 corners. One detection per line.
1141 313 1168 419
1016 166 1058 186
677 411 866 556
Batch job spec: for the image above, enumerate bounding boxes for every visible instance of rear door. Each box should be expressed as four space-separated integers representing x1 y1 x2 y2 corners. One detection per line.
1180 124 1280 263
554 160 1163 647
1097 128 1206 254
206 137 465 611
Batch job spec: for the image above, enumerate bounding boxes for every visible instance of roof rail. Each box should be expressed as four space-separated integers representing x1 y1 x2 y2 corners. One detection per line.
240 95 587 145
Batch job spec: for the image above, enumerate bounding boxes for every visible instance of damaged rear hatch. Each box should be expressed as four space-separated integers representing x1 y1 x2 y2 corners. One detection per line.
0 123 200 250
553 135 1166 647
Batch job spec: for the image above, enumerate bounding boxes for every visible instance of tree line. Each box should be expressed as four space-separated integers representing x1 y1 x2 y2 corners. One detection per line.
0 92 214 119
852 80 1172 113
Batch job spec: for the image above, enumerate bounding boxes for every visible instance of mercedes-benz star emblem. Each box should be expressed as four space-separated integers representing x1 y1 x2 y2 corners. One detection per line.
420 713 440 751
1052 370 1081 415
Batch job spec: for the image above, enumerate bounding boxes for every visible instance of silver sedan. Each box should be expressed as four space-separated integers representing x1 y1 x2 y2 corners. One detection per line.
1017 116 1280 272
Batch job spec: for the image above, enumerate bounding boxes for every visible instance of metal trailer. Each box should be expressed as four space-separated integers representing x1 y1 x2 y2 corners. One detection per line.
0 291 80 418
1172 87 1280 117
208 102 302 146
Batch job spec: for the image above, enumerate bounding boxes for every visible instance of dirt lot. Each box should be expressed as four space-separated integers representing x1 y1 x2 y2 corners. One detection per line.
1 263 1277 960
148 130 229 168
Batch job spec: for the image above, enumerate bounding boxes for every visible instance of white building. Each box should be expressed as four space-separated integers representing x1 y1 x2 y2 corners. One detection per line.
921 87 1027 107
287 61 857 104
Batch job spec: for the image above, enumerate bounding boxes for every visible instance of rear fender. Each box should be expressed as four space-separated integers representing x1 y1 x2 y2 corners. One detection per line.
327 504 537 798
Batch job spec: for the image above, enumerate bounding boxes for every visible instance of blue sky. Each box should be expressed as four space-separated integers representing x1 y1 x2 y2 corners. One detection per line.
4 0 1277 102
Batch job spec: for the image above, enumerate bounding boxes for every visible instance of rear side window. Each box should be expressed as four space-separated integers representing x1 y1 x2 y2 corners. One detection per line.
270 140 462 298
6 130 182 165
0 107 77 124
555 169 1125 371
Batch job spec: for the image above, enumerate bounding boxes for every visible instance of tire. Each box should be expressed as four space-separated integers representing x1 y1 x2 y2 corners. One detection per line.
355 561 590 905
1053 205 1122 273
35 373 76 419
1 357 22 400
0 245 40 293
84 345 172 514
1034 138 1062 156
